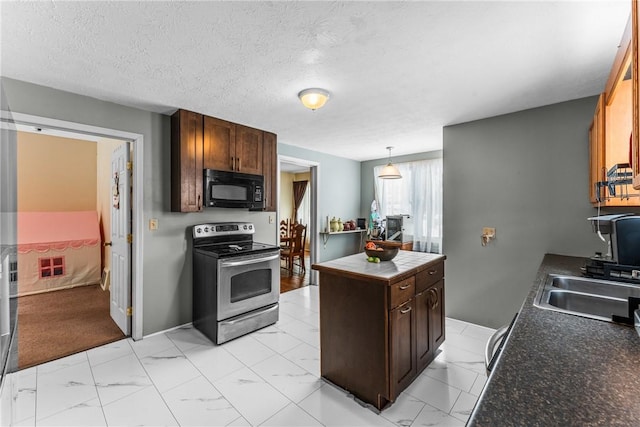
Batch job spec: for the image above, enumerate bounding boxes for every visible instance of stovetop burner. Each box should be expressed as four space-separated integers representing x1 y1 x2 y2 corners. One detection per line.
197 242 278 257
192 222 279 258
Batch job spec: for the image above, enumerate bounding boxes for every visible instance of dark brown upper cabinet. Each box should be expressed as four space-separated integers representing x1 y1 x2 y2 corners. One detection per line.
172 109 277 212
171 109 204 212
203 116 263 175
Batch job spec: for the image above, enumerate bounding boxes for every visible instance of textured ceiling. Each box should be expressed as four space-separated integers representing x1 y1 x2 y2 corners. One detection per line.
0 1 630 161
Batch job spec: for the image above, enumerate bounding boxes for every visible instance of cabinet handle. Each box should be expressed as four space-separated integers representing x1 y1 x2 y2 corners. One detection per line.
238 158 241 170
400 306 412 314
430 288 439 310
399 284 411 290
231 157 235 170
197 194 202 211
428 269 437 275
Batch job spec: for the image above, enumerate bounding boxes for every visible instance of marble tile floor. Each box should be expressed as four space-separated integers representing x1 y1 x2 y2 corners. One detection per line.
0 286 495 426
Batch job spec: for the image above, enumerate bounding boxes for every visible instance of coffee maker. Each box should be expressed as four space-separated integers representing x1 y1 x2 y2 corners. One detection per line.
585 214 640 281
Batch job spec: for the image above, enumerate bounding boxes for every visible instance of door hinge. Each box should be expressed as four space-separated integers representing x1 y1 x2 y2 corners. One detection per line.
126 161 133 171
127 234 133 244
126 307 132 317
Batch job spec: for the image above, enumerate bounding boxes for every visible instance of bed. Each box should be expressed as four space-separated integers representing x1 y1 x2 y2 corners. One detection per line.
17 211 102 296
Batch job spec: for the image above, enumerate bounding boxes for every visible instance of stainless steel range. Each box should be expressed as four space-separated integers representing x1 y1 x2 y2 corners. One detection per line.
192 222 280 344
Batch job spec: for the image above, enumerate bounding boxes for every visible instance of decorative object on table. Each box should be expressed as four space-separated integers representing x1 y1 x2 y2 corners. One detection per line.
330 217 339 232
378 146 402 179
364 241 399 261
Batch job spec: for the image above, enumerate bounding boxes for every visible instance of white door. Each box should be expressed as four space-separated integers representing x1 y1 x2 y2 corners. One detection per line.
110 142 131 335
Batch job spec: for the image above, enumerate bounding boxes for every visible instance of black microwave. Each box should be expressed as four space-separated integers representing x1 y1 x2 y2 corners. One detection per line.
203 169 264 210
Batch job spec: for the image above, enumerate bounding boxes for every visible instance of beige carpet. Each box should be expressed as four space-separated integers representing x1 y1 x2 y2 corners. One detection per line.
17 284 125 369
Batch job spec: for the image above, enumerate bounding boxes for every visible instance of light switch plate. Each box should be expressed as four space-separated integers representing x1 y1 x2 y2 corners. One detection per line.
149 219 158 230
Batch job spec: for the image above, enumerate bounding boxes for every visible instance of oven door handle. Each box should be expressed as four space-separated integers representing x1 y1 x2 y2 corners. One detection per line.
220 253 280 267
220 303 279 326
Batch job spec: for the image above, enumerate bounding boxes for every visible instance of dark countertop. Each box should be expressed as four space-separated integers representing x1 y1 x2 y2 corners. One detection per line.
312 251 445 284
468 254 640 426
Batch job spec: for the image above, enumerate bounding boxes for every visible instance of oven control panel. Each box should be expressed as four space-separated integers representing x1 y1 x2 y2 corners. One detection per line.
193 222 255 238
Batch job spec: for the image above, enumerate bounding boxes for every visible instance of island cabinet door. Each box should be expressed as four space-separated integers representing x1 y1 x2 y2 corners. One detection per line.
389 299 417 399
415 290 432 372
429 279 445 349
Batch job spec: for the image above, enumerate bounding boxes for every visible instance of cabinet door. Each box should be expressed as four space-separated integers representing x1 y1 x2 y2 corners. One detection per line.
262 132 277 212
415 290 432 372
429 279 445 349
589 94 606 204
235 125 263 175
203 116 235 172
389 299 417 399
171 109 203 212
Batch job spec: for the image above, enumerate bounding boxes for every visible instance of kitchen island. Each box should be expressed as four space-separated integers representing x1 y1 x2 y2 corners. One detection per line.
468 254 640 426
312 250 446 411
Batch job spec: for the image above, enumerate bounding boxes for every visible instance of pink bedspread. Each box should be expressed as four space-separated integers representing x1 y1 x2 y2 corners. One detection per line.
18 211 101 254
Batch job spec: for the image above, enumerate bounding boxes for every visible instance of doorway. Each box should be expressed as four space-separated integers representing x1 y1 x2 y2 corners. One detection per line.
0 110 145 371
15 128 128 368
278 155 319 292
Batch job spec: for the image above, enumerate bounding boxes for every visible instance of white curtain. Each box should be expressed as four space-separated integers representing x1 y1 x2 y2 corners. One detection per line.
374 158 442 253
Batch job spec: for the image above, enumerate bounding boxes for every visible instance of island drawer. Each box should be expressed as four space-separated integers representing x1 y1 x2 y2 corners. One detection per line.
416 261 444 293
390 276 416 309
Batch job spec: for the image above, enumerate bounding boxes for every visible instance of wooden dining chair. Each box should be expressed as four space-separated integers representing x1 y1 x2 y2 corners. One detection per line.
279 219 291 249
280 223 307 274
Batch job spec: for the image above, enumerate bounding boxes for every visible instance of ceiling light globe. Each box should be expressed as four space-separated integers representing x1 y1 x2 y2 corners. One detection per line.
378 146 403 179
298 88 330 110
379 164 402 179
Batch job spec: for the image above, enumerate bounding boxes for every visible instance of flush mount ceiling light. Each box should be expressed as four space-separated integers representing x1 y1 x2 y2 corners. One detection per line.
379 146 402 179
298 88 330 110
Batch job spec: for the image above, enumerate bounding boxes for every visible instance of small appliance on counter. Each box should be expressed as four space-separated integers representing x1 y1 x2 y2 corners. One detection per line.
370 218 384 240
584 214 640 283
385 214 413 244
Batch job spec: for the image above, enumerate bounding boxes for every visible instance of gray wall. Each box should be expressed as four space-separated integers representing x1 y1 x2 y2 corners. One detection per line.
443 96 640 328
360 151 443 220
278 143 362 261
1 77 363 335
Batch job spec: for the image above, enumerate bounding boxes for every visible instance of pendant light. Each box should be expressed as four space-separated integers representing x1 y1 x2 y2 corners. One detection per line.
298 88 330 110
378 146 402 179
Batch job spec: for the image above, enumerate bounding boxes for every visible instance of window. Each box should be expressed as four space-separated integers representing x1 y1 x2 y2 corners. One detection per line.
374 158 442 253
39 256 65 279
298 185 310 226
9 257 18 285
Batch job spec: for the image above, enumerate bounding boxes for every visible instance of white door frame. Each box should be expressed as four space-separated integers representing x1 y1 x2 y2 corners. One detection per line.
1 110 144 340
278 155 320 286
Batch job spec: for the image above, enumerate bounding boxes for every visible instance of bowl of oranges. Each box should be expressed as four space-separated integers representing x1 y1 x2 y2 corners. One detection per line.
364 241 399 262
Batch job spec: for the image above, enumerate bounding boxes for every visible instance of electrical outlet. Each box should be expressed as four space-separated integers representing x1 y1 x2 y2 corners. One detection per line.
482 227 496 237
149 219 158 230
268 215 274 224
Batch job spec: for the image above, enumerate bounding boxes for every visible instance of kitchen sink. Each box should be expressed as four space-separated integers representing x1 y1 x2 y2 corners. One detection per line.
534 274 640 323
